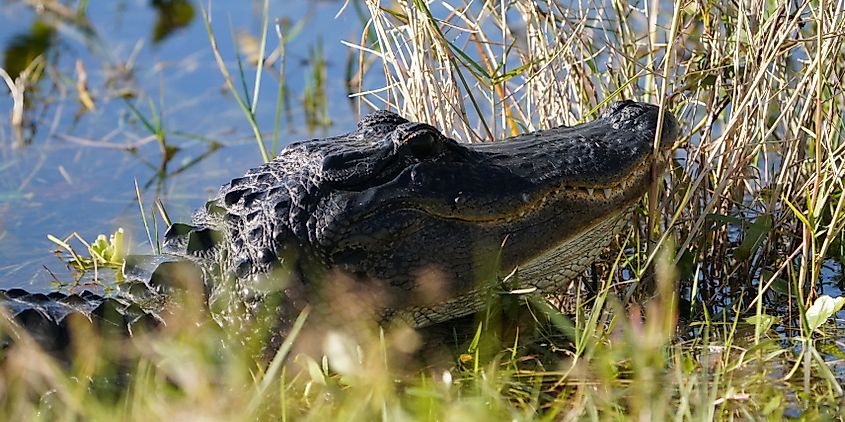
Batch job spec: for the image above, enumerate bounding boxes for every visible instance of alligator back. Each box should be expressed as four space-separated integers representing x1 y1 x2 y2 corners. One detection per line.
0 288 161 353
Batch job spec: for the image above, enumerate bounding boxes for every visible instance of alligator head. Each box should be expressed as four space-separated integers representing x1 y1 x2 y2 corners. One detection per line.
167 100 678 327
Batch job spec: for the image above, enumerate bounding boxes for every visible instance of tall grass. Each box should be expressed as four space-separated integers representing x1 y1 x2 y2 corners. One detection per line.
347 0 845 417
1 0 844 420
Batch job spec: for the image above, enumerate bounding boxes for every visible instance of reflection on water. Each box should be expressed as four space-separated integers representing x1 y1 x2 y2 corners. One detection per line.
3 20 54 80
0 0 359 290
150 0 195 44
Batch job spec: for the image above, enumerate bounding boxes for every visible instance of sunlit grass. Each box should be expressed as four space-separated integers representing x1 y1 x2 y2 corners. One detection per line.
1 0 845 420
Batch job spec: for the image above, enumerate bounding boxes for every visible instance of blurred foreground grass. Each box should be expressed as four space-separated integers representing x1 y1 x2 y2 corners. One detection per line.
2 0 845 420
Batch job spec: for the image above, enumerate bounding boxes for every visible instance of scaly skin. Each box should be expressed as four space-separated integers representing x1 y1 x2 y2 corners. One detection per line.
1 101 679 350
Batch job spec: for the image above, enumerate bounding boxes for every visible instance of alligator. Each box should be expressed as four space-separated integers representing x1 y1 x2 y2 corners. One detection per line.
0 100 679 353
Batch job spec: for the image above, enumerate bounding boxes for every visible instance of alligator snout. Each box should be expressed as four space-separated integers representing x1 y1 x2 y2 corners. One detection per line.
603 100 679 150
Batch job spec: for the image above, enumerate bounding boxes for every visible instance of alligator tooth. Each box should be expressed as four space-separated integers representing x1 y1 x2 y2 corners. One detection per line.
587 188 594 196
603 189 613 199
507 287 537 295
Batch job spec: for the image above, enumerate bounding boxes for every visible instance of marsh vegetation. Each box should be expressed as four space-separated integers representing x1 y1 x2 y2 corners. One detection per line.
0 0 844 420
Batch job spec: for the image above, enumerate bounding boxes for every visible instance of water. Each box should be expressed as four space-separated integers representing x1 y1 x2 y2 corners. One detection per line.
0 0 360 290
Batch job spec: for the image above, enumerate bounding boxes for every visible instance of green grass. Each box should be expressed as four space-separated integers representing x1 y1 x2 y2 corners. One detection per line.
2 0 845 420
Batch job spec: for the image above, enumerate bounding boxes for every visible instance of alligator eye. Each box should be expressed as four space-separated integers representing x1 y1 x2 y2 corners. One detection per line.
405 133 438 159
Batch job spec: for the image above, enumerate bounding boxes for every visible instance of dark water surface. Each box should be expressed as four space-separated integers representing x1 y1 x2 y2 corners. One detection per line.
0 0 360 289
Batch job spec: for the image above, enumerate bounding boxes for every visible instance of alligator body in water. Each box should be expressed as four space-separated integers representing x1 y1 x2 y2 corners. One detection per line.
0 101 678 352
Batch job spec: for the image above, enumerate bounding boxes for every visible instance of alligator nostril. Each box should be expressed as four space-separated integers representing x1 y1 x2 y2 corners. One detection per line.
605 100 647 122
603 100 636 117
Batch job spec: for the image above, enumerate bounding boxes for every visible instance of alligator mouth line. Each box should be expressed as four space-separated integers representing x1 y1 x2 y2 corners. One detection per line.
348 158 657 228
415 159 656 224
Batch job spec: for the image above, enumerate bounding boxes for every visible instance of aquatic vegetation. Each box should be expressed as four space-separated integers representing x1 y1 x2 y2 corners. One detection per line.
0 0 844 420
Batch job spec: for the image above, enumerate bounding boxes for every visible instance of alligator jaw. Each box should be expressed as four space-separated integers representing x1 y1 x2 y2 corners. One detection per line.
416 157 655 224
